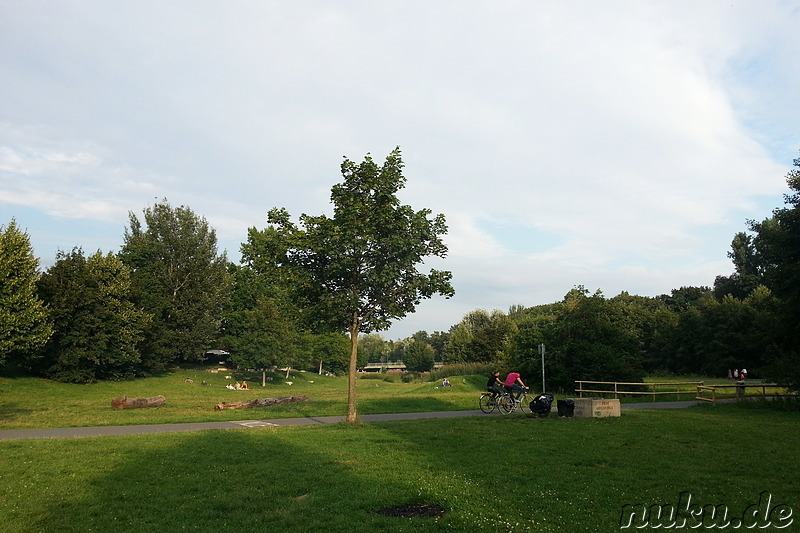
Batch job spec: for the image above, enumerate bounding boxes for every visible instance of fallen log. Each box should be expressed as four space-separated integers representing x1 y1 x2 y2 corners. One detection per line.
214 395 309 411
111 395 166 409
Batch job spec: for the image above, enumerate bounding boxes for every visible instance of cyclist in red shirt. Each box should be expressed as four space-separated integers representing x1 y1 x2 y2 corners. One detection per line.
504 372 528 403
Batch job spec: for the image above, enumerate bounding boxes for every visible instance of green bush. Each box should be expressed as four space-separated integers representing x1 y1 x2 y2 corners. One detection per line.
401 372 421 383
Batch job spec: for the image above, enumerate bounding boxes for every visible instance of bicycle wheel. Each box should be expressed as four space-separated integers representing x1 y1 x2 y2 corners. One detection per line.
516 394 529 413
479 393 496 414
498 394 515 414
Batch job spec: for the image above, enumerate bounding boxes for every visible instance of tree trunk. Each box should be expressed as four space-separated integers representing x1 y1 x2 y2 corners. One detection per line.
111 395 166 409
346 316 359 423
214 395 309 410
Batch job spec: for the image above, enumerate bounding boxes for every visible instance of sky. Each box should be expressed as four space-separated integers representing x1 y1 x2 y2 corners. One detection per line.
2 1 799 340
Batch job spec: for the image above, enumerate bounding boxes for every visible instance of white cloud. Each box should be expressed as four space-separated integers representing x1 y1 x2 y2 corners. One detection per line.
1 0 797 338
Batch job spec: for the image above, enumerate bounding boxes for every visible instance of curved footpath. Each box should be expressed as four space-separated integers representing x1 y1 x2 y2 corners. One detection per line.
0 400 710 441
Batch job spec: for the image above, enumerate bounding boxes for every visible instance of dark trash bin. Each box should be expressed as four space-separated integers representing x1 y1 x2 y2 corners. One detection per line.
530 393 554 418
736 380 746 397
557 399 575 417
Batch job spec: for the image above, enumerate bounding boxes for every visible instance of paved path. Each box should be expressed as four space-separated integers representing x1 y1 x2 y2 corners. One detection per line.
0 400 712 441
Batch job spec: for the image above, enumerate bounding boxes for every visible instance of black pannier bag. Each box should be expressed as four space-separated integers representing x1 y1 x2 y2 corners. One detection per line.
529 393 554 418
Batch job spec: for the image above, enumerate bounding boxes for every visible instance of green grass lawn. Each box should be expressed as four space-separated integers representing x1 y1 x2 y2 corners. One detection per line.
0 405 797 532
0 370 484 429
0 370 787 429
1 371 797 531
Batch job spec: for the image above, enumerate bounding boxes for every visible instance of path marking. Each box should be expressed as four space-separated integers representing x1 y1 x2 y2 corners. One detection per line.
235 421 279 428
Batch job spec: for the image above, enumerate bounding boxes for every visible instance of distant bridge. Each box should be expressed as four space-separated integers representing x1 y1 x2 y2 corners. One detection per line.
362 362 444 372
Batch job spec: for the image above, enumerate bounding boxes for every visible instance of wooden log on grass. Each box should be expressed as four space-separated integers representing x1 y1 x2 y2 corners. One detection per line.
214 395 309 411
111 395 166 409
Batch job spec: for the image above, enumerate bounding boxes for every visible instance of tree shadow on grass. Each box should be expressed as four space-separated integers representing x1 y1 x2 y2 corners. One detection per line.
358 396 468 414
0 401 35 423
32 426 479 532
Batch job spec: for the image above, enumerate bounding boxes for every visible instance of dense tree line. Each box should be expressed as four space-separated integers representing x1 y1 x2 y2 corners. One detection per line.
0 201 352 382
1 152 798 394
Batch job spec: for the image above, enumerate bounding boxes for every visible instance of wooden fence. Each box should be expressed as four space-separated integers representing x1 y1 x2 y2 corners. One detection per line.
575 380 703 402
695 382 780 403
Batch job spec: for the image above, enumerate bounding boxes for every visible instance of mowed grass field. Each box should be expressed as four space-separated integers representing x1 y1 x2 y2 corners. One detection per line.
1 370 798 532
1 405 797 532
0 369 485 429
0 368 763 430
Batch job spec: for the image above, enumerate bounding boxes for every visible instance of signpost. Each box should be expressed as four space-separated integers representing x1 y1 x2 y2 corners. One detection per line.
539 343 546 393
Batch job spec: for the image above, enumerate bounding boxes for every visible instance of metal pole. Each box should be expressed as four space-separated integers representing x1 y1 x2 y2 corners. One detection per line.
540 343 546 393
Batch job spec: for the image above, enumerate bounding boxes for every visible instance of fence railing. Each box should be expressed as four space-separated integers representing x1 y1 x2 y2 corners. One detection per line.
575 380 704 402
696 382 780 403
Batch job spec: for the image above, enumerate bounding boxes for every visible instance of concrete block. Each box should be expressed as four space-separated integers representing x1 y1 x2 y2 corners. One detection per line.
573 398 621 418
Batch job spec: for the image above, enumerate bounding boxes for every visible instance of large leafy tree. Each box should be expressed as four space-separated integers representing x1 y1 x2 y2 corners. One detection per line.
658 286 714 313
35 249 150 382
310 332 350 375
226 286 300 373
358 333 389 364
442 322 472 363
225 220 313 380
656 285 780 378
428 330 449 362
267 147 454 422
120 200 232 369
749 152 800 390
546 287 644 392
403 339 435 372
713 232 763 300
506 303 559 385
0 219 52 366
608 292 676 374
443 309 516 364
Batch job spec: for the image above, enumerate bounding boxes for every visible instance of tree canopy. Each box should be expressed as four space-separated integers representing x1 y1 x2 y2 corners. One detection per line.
120 200 232 369
265 147 454 421
749 152 800 390
0 219 51 367
403 339 435 372
35 249 150 382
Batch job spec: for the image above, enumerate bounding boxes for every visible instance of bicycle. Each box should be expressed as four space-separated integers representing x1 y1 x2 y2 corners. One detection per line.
479 390 507 413
498 387 531 414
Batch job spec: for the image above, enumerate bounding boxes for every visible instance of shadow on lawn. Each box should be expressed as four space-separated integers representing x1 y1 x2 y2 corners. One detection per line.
358 396 465 414
31 409 800 533
32 428 474 532
0 401 35 423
